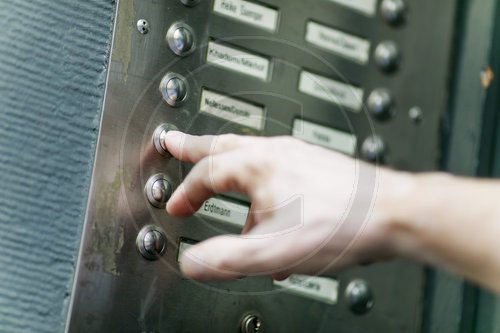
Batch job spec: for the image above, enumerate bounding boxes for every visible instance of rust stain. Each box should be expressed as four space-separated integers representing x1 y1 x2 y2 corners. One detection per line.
481 66 495 88
112 0 135 82
91 169 131 276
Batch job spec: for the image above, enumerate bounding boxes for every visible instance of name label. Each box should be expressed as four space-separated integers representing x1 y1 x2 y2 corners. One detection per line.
274 275 339 304
327 0 378 17
305 21 371 64
177 241 194 262
298 71 364 112
195 197 250 227
213 0 279 32
200 89 265 130
292 119 357 155
207 40 271 80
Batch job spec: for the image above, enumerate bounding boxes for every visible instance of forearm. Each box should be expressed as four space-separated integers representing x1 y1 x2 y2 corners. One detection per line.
383 171 500 293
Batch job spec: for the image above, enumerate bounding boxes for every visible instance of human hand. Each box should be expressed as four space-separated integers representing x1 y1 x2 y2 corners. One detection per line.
164 132 408 281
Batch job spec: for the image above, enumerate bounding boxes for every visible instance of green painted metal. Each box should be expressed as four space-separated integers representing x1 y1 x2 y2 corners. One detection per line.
432 0 500 332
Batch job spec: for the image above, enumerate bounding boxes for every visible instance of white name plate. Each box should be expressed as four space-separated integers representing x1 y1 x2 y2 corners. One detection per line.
328 0 378 17
305 21 371 64
274 275 339 304
213 0 279 32
298 71 364 112
177 240 195 262
200 89 265 131
207 40 271 80
195 197 250 227
292 119 357 155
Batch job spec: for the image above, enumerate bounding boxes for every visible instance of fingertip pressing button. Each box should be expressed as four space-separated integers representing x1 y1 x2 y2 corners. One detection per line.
153 123 179 156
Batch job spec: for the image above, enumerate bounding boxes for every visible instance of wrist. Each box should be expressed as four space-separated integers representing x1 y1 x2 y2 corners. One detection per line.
380 171 455 261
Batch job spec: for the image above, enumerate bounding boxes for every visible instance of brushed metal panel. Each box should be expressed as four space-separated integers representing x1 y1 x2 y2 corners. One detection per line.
67 0 457 331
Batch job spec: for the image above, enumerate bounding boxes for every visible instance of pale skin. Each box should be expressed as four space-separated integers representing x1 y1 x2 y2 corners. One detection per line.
164 131 500 294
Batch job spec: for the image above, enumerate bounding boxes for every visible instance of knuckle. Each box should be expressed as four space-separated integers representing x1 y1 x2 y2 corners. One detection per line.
252 188 275 213
216 134 239 152
213 252 234 272
197 156 211 172
199 158 216 189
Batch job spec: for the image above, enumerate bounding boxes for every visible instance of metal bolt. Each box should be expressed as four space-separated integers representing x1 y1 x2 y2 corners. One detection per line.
345 279 374 315
136 225 167 260
408 107 423 124
137 19 149 34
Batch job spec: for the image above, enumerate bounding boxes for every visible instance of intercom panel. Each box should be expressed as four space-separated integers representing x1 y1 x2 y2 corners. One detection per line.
67 0 457 331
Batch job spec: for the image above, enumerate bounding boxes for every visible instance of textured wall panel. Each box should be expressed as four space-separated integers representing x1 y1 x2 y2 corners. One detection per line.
0 0 115 332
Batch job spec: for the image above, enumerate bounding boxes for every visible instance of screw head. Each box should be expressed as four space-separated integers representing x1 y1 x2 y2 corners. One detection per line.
137 19 149 34
409 106 423 124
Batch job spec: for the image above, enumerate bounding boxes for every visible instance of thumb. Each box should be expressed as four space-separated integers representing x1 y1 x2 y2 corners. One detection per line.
179 233 291 281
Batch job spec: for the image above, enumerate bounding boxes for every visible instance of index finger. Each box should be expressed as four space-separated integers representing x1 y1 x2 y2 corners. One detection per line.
163 131 250 163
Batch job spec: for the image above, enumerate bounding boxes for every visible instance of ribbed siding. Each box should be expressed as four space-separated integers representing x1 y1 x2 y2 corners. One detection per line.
0 0 115 332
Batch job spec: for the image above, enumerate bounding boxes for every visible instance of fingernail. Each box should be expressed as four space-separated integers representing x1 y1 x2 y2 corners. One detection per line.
165 195 177 215
168 184 183 206
164 130 183 143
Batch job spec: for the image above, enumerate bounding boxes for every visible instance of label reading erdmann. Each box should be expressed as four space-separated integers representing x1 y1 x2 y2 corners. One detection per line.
195 197 250 227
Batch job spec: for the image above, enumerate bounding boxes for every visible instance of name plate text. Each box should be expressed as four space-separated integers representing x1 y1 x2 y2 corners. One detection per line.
292 119 357 155
207 40 271 80
305 21 371 64
200 89 265 130
274 275 339 304
213 0 279 32
196 197 250 227
327 0 377 16
298 71 364 112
